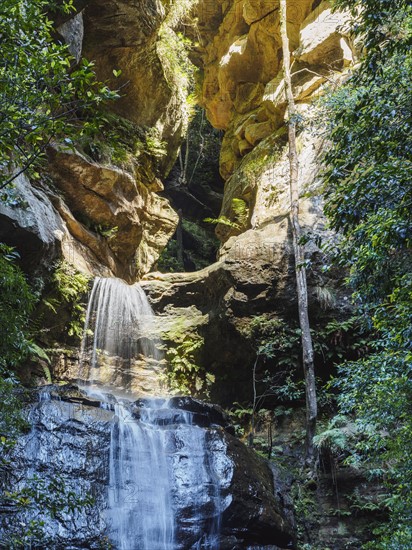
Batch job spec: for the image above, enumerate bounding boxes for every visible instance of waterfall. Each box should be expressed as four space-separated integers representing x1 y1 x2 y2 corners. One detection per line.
81 278 224 550
107 401 175 550
80 277 163 394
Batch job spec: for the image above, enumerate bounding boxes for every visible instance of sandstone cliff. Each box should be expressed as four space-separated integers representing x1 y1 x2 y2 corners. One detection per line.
142 0 355 401
0 0 194 281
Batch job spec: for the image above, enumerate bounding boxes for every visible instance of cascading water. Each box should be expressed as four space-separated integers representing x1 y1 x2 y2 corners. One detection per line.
81 278 225 550
107 400 175 550
80 277 163 395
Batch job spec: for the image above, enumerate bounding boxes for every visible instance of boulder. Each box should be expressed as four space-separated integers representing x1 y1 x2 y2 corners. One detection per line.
0 385 296 548
295 1 351 65
0 174 64 273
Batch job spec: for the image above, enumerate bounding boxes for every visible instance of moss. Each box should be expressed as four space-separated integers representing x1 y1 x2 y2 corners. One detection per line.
160 316 215 398
79 114 167 171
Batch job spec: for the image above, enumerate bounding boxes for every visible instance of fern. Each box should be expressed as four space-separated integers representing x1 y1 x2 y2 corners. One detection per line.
27 342 51 364
42 365 53 384
204 215 240 229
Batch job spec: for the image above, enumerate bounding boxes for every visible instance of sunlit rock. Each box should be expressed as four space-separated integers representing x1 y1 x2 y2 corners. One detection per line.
47 147 178 281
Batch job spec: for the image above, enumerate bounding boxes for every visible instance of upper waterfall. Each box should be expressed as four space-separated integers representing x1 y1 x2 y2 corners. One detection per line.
80 277 164 395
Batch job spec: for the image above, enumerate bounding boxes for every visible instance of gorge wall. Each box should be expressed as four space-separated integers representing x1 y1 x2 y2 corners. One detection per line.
0 0 356 397
142 0 355 402
0 2 383 549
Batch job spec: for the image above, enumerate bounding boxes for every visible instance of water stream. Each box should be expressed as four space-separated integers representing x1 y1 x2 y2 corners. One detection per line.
81 278 223 549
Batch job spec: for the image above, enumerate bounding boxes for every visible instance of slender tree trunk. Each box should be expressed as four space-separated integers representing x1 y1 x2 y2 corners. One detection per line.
279 0 317 464
176 209 184 267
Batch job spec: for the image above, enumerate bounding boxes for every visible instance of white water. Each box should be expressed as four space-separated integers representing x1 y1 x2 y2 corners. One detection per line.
80 277 161 392
81 278 223 550
108 401 175 550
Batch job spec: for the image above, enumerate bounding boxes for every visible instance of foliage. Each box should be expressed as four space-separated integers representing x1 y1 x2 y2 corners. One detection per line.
0 245 36 369
165 333 215 397
322 0 412 545
80 114 167 170
312 316 372 366
157 239 185 273
0 0 118 188
81 114 145 166
332 353 412 537
243 314 371 412
0 245 35 458
204 214 239 230
227 403 255 437
164 0 197 28
157 0 197 122
46 261 91 338
161 318 214 396
0 375 28 443
0 249 93 546
204 198 249 231
145 127 168 159
313 415 354 457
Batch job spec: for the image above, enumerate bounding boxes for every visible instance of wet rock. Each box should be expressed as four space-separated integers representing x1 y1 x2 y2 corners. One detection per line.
0 386 113 548
218 431 296 549
0 386 296 548
168 395 234 433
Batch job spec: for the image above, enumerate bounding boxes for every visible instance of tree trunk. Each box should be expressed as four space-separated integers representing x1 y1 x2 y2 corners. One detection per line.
176 209 184 268
279 0 317 464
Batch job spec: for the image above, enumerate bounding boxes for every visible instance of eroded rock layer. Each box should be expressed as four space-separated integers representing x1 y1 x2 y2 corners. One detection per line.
0 0 188 279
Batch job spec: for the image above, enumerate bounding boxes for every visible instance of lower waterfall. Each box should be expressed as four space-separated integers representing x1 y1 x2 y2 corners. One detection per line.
107 400 175 550
100 397 223 550
81 278 223 549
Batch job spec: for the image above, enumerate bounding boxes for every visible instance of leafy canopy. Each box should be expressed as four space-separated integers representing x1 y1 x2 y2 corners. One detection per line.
0 245 36 369
0 0 118 189
323 0 412 546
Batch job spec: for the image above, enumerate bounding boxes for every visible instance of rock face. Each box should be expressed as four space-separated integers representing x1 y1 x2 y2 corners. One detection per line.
135 0 355 403
0 174 65 273
142 216 351 405
47 148 178 281
0 387 112 548
196 0 353 223
0 0 188 280
0 385 296 549
197 0 352 178
82 0 190 175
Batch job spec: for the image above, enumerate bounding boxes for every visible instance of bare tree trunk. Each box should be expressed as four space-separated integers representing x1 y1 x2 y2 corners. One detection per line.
176 209 184 267
279 0 317 464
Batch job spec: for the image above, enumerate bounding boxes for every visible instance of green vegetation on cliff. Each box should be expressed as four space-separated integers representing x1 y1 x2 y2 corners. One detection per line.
323 0 412 545
0 0 117 190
